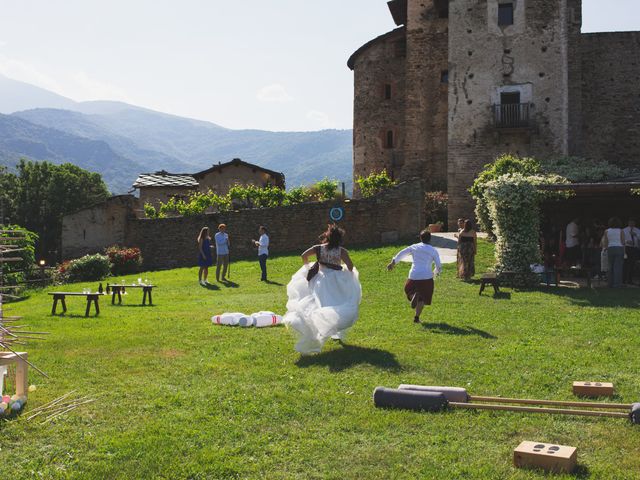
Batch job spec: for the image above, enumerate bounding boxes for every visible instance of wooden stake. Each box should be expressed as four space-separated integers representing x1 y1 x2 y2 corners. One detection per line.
449 402 629 418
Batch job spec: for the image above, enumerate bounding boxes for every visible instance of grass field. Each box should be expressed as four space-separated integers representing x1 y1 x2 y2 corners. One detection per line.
1 240 639 479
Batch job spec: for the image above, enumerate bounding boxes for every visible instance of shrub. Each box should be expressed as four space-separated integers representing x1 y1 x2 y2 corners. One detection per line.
356 170 397 198
144 203 159 219
284 186 312 205
540 156 627 183
424 191 448 229
470 154 542 235
105 246 143 275
311 178 339 201
61 254 111 282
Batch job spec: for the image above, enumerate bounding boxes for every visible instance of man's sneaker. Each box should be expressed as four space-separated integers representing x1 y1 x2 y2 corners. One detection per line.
414 316 420 323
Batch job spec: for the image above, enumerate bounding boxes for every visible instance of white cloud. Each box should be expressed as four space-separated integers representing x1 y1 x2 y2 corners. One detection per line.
0 41 7 48
0 53 130 102
306 110 335 129
256 83 294 103
0 54 64 92
69 70 130 101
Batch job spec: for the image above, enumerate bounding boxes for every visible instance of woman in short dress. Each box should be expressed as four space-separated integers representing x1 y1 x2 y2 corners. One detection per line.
283 225 362 355
457 219 477 281
197 227 213 285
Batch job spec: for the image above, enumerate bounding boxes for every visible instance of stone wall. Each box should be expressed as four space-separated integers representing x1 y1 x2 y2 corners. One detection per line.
447 0 578 226
580 32 640 170
61 195 140 260
114 180 424 270
139 187 196 210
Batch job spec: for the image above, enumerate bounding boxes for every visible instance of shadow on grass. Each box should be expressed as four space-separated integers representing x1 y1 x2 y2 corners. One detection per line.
202 283 220 291
295 343 401 372
534 286 640 308
220 280 240 288
263 280 284 286
422 322 497 339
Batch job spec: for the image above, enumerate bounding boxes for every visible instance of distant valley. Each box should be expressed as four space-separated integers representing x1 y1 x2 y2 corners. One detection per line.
0 74 353 193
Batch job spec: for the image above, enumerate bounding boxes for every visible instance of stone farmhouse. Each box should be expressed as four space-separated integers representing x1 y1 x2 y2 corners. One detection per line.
133 158 285 208
348 0 640 225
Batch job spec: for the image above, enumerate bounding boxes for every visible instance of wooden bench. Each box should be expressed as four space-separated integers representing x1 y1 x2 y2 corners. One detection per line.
108 284 155 306
48 292 101 316
479 273 500 295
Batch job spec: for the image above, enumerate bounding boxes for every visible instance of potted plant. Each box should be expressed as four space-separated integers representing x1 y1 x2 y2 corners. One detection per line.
428 221 443 233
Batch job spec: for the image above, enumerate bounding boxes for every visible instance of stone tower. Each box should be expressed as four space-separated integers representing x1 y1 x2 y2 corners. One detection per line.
447 0 583 224
348 0 449 193
350 0 640 227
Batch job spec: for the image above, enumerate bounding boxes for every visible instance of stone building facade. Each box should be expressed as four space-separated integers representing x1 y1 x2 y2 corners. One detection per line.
61 195 140 259
133 158 285 209
349 0 640 226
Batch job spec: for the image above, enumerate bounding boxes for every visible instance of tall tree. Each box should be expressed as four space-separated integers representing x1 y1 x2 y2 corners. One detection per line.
13 160 110 260
0 165 18 223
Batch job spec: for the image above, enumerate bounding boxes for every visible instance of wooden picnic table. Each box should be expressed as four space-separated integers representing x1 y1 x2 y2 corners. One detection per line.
108 284 156 305
48 292 101 316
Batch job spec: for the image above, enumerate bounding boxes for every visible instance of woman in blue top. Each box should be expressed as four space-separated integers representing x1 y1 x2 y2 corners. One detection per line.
197 227 213 285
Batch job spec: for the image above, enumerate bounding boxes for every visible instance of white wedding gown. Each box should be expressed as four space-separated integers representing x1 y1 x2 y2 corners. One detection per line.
283 246 362 354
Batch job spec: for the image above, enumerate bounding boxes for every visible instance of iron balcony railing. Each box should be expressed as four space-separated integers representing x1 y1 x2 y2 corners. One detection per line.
492 103 531 128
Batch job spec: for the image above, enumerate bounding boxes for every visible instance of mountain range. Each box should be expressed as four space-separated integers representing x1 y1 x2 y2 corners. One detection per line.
0 74 353 193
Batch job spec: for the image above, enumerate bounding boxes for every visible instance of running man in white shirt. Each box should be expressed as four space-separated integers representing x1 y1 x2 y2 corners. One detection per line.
387 229 442 324
253 225 270 281
214 223 230 282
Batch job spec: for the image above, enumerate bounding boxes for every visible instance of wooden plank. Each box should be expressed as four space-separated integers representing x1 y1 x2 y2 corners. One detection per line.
48 292 102 296
573 381 615 398
514 441 577 473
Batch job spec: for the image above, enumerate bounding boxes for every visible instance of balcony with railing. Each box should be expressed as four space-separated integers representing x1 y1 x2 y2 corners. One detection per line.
492 103 531 129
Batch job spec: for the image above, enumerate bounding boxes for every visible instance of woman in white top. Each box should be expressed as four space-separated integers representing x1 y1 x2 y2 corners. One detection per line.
602 217 625 288
283 225 362 355
387 229 442 323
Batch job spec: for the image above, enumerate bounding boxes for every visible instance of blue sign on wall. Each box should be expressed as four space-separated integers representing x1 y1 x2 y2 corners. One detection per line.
329 207 344 222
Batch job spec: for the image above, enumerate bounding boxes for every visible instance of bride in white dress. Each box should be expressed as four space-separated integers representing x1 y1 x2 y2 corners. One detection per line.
283 225 362 354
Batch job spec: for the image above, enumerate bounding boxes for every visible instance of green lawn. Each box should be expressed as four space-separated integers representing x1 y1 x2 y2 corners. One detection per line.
1 240 639 479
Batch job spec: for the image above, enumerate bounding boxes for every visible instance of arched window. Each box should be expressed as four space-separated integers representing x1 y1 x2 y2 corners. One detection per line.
385 130 394 149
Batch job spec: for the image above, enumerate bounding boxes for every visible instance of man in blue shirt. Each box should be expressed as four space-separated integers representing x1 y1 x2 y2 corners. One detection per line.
215 224 230 282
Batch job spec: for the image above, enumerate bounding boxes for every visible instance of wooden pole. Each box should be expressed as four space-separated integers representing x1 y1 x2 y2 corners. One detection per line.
469 395 632 410
449 402 629 419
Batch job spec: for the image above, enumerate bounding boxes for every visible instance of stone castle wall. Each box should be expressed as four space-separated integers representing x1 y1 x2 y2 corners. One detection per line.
580 32 640 170
126 180 424 270
61 180 425 269
447 0 578 225
352 28 407 188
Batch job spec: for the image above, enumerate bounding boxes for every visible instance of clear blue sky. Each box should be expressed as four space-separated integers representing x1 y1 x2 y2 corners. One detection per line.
0 0 637 131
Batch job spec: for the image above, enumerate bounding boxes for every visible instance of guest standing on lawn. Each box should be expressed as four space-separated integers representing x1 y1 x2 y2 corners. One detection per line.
387 229 442 324
457 219 477 281
215 223 230 282
253 226 269 281
197 227 213 286
602 217 625 288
